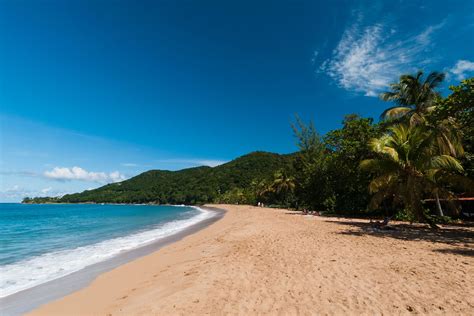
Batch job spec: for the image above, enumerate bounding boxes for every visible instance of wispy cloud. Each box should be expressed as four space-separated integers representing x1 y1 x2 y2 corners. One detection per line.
415 22 445 46
320 18 446 96
44 166 126 183
449 60 474 80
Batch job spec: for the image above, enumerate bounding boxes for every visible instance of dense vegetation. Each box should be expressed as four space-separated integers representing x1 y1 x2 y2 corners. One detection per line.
25 73 473 226
288 75 472 225
289 75 473 226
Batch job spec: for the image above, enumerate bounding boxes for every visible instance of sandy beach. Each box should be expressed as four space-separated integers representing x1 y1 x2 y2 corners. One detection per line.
30 204 474 315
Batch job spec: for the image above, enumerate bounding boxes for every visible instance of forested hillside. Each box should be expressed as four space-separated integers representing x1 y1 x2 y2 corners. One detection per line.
24 152 295 205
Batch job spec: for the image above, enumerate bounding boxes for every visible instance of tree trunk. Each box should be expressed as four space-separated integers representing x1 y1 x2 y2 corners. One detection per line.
435 191 444 217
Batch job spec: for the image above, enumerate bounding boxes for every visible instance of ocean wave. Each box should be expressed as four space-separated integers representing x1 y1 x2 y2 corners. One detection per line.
0 206 214 298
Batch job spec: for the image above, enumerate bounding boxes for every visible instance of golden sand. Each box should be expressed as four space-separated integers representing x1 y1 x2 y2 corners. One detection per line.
30 204 474 315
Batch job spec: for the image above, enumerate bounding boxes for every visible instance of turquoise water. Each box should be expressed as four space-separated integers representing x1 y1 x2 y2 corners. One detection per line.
0 203 212 297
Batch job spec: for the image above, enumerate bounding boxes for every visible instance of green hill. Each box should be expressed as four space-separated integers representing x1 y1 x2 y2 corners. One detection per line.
26 151 295 205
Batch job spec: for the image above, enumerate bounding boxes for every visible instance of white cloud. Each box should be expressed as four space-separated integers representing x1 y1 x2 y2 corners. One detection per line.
415 22 445 45
449 60 474 80
44 166 126 183
320 20 445 96
108 171 126 182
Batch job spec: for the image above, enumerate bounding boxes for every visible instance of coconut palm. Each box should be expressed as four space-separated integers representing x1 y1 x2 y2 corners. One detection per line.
270 170 296 206
380 71 464 158
251 179 272 203
271 171 296 194
360 124 471 228
379 71 445 124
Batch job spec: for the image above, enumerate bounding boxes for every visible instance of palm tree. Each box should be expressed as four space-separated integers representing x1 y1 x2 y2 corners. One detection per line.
425 163 474 217
251 179 272 203
379 71 445 125
380 70 464 159
270 170 296 206
360 124 471 228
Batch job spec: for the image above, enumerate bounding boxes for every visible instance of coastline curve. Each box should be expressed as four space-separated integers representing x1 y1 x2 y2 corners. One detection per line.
0 206 226 316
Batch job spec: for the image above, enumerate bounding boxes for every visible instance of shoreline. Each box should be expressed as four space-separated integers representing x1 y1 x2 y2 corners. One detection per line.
0 206 225 316
19 202 206 205
26 204 474 315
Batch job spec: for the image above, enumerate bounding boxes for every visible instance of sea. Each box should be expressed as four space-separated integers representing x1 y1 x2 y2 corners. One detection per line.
0 203 214 298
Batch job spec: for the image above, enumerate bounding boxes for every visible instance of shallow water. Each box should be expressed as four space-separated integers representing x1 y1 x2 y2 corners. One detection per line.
0 203 211 297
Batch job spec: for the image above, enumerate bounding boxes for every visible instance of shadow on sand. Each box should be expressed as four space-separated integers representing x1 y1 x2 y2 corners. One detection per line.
433 248 474 257
326 218 474 257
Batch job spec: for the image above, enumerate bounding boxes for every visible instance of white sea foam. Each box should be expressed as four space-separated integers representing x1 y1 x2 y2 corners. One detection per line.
0 206 214 298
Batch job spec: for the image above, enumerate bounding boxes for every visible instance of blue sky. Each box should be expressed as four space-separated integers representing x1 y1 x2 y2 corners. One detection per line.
1 0 473 202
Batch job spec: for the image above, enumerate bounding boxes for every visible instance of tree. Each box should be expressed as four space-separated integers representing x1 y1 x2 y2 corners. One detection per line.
291 115 324 153
380 71 472 215
216 188 246 204
360 124 471 228
379 71 445 125
270 170 296 206
291 116 330 210
379 72 467 215
251 179 272 204
430 78 474 178
291 114 380 213
324 115 380 213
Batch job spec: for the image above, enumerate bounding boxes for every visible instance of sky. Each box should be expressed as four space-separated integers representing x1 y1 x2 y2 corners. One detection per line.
1 0 473 202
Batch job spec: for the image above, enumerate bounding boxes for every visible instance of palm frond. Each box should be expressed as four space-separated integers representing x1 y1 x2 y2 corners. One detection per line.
360 158 399 173
424 71 445 89
381 106 412 120
368 173 398 193
436 174 474 194
379 71 445 125
429 155 464 173
367 137 388 154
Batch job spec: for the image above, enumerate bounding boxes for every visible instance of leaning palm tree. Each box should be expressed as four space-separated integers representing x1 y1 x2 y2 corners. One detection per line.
360 124 471 228
379 71 445 125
